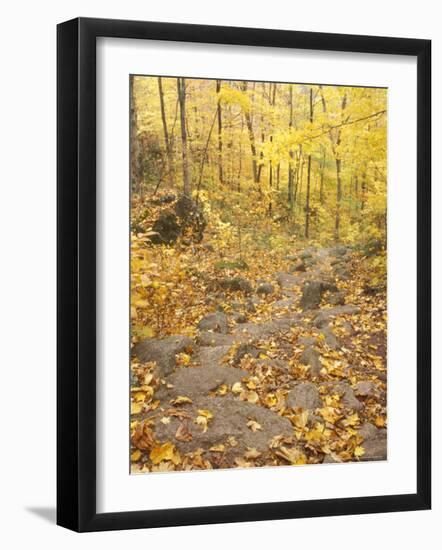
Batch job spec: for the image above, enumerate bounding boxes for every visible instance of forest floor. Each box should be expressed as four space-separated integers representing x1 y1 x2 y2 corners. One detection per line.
130 199 387 473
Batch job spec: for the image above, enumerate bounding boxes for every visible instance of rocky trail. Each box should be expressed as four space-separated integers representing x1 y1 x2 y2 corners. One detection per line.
130 245 387 472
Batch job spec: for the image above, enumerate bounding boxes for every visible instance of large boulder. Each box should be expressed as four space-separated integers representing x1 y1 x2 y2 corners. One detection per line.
197 312 228 334
149 195 206 245
149 211 181 244
133 335 193 377
287 382 322 410
174 195 206 243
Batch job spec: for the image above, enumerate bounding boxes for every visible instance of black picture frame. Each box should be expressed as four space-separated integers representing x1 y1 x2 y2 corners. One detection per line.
57 17 431 532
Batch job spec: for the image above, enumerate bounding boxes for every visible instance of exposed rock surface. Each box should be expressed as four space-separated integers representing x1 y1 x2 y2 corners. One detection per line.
287 382 322 410
299 347 322 377
152 396 293 454
197 312 228 334
219 276 252 294
133 335 193 377
300 280 338 310
256 282 275 295
156 364 248 401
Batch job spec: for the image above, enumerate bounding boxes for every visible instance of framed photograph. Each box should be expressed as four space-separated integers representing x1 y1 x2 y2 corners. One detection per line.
57 17 431 532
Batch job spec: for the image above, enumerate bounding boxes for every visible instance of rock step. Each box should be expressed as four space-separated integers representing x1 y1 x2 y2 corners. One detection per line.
155 363 247 401
151 395 293 454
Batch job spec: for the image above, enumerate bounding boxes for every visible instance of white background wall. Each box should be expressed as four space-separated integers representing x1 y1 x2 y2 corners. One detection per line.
0 0 439 548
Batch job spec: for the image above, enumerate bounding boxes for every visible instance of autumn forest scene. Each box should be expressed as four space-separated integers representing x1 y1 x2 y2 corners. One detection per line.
130 75 387 473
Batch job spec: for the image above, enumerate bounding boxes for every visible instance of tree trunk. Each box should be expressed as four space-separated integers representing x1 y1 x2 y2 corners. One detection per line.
335 157 342 240
305 87 314 238
130 76 141 194
216 80 224 185
319 147 326 205
241 81 259 185
177 77 191 197
288 86 295 208
158 77 174 187
361 171 367 210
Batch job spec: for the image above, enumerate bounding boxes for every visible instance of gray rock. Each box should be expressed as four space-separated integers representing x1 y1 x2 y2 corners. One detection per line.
323 454 341 464
329 291 346 306
256 282 275 295
299 247 316 260
331 245 348 257
291 261 306 273
334 265 350 280
303 257 317 269
149 211 181 245
156 364 248 401
360 433 387 461
300 347 322 377
245 302 256 313
300 280 338 311
313 305 360 327
272 298 295 310
358 422 379 440
300 281 324 310
233 343 260 364
197 331 239 347
298 336 317 347
133 335 194 377
276 272 299 289
329 382 363 411
256 358 291 375
153 396 293 453
130 370 139 386
320 327 339 350
330 258 342 266
354 381 376 397
194 345 231 368
197 312 228 334
341 321 353 335
287 382 322 410
231 316 301 340
219 276 252 294
232 312 248 324
313 312 330 328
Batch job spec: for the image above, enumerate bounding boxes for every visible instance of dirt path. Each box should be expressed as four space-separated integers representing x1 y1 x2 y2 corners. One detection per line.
130 246 387 472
